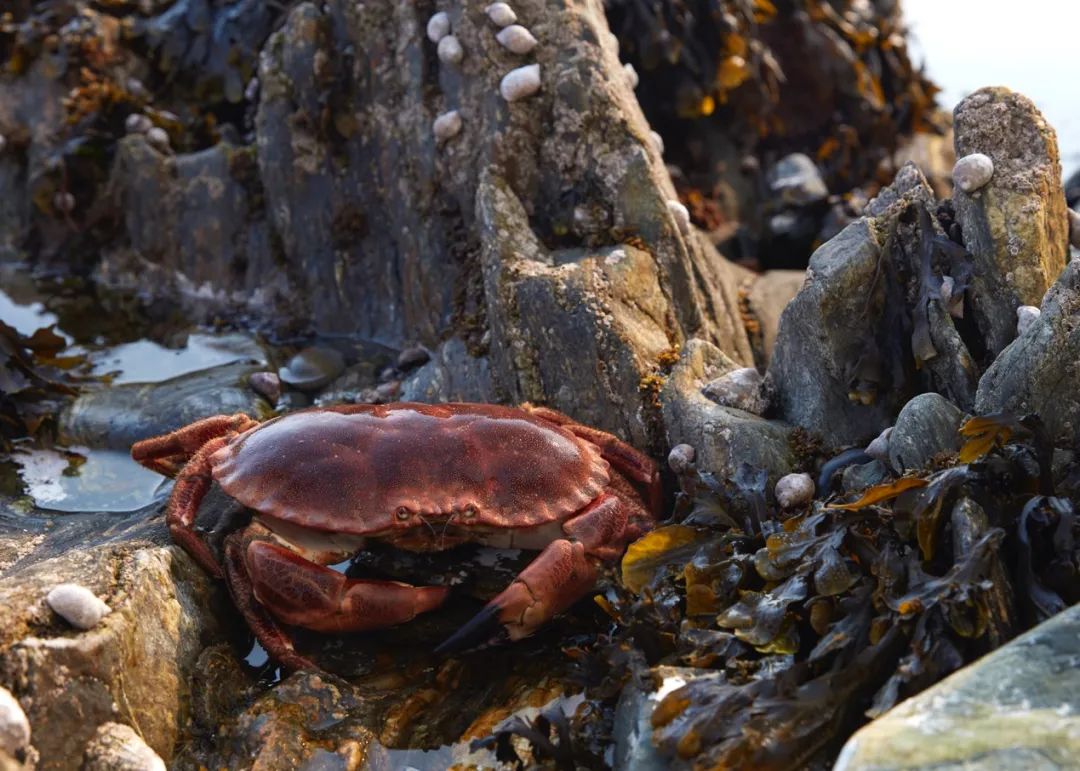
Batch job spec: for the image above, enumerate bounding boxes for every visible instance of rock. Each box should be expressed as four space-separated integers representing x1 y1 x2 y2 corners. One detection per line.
742 269 805 365
701 367 766 415
0 545 224 769
499 63 541 101
495 25 538 55
1016 305 1041 336
0 688 29 759
278 346 346 390
952 87 1069 357
975 259 1080 446
835 603 1080 771
667 444 696 475
841 460 888 493
399 338 494 404
661 339 794 491
766 153 828 206
144 127 170 154
61 361 269 450
613 666 700 771
951 152 994 193
888 393 963 473
124 114 152 135
775 473 814 508
395 345 431 371
45 584 111 631
82 723 166 771
864 426 893 464
247 371 281 403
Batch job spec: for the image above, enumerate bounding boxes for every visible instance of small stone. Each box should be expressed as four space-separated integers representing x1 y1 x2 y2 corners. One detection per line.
701 367 766 415
82 723 166 771
247 371 281 403
667 200 690 236
864 426 893 464
952 152 994 194
841 460 888 493
278 346 346 390
53 191 75 214
495 24 537 54
623 62 639 89
499 63 541 102
485 3 517 27
396 345 430 370
437 34 463 65
1069 208 1080 250
426 11 450 43
46 583 111 630
1016 304 1041 335
124 113 152 135
145 126 170 152
649 130 664 156
767 153 828 205
374 380 400 402
775 473 814 508
0 687 30 758
432 110 462 141
888 393 963 473
668 444 696 475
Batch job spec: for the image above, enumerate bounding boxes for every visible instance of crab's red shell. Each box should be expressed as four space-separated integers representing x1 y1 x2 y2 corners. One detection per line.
131 403 661 670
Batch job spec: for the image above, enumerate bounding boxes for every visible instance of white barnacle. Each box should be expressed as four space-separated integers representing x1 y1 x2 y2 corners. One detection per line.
433 110 462 141
500 63 541 102
667 200 690 236
952 152 994 194
485 2 517 27
624 62 639 89
496 24 537 55
426 11 450 43
437 34 464 64
650 130 664 156
46 583 111 630
1016 305 1041 335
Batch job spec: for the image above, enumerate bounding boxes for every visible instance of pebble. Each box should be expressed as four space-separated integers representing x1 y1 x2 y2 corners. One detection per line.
624 62 639 89
437 34 464 65
145 126 170 153
667 200 691 236
667 444 696 475
486 3 517 27
952 152 994 194
1016 305 1041 335
82 723 166 771
426 11 450 43
496 24 537 55
864 426 893 464
432 110 462 141
53 191 75 214
124 113 153 135
775 473 815 509
701 367 766 415
46 583 111 630
278 346 346 390
396 345 431 370
1069 208 1080 250
0 687 30 758
500 63 541 102
247 371 281 403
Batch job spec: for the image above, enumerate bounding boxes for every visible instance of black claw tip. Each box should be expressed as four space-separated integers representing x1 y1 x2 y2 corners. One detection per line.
435 603 506 656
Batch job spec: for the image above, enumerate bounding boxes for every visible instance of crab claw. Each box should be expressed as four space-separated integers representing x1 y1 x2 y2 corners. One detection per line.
436 538 599 655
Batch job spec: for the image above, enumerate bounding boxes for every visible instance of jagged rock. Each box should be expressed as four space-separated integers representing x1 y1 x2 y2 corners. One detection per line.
0 545 224 770
952 87 1069 357
399 338 495 404
766 164 977 444
976 260 1080 446
888 393 964 473
661 339 794 490
835 603 1080 770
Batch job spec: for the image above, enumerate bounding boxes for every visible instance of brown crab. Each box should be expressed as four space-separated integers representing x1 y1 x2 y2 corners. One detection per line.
131 402 661 670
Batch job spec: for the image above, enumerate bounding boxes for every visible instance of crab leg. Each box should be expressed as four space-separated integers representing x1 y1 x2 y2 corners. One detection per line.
436 493 629 654
131 413 258 477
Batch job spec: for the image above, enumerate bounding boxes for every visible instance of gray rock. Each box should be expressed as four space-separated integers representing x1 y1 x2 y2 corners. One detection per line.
701 367 766 415
613 667 701 771
399 338 495 404
976 259 1080 446
835 603 1080 770
888 393 964 472
767 153 828 206
841 460 888 493
952 87 1069 357
661 339 794 490
82 723 165 771
278 346 345 391
61 361 270 450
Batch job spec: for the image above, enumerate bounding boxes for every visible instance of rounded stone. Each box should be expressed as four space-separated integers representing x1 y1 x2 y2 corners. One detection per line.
437 34 463 65
1016 305 1041 335
864 426 893 464
432 110 462 141
701 367 766 415
145 127 170 152
499 63 541 102
277 346 346 390
888 393 964 472
485 3 517 27
775 473 815 508
46 583 112 630
668 444 696 475
667 200 691 236
82 723 166 771
426 11 450 43
952 152 994 194
496 25 537 55
247 371 281 403
0 687 30 758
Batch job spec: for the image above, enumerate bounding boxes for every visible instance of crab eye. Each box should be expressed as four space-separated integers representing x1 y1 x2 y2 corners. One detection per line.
395 506 411 521
462 505 478 520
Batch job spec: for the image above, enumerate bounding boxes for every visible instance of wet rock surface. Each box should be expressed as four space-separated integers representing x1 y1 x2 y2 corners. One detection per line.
888 393 964 473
